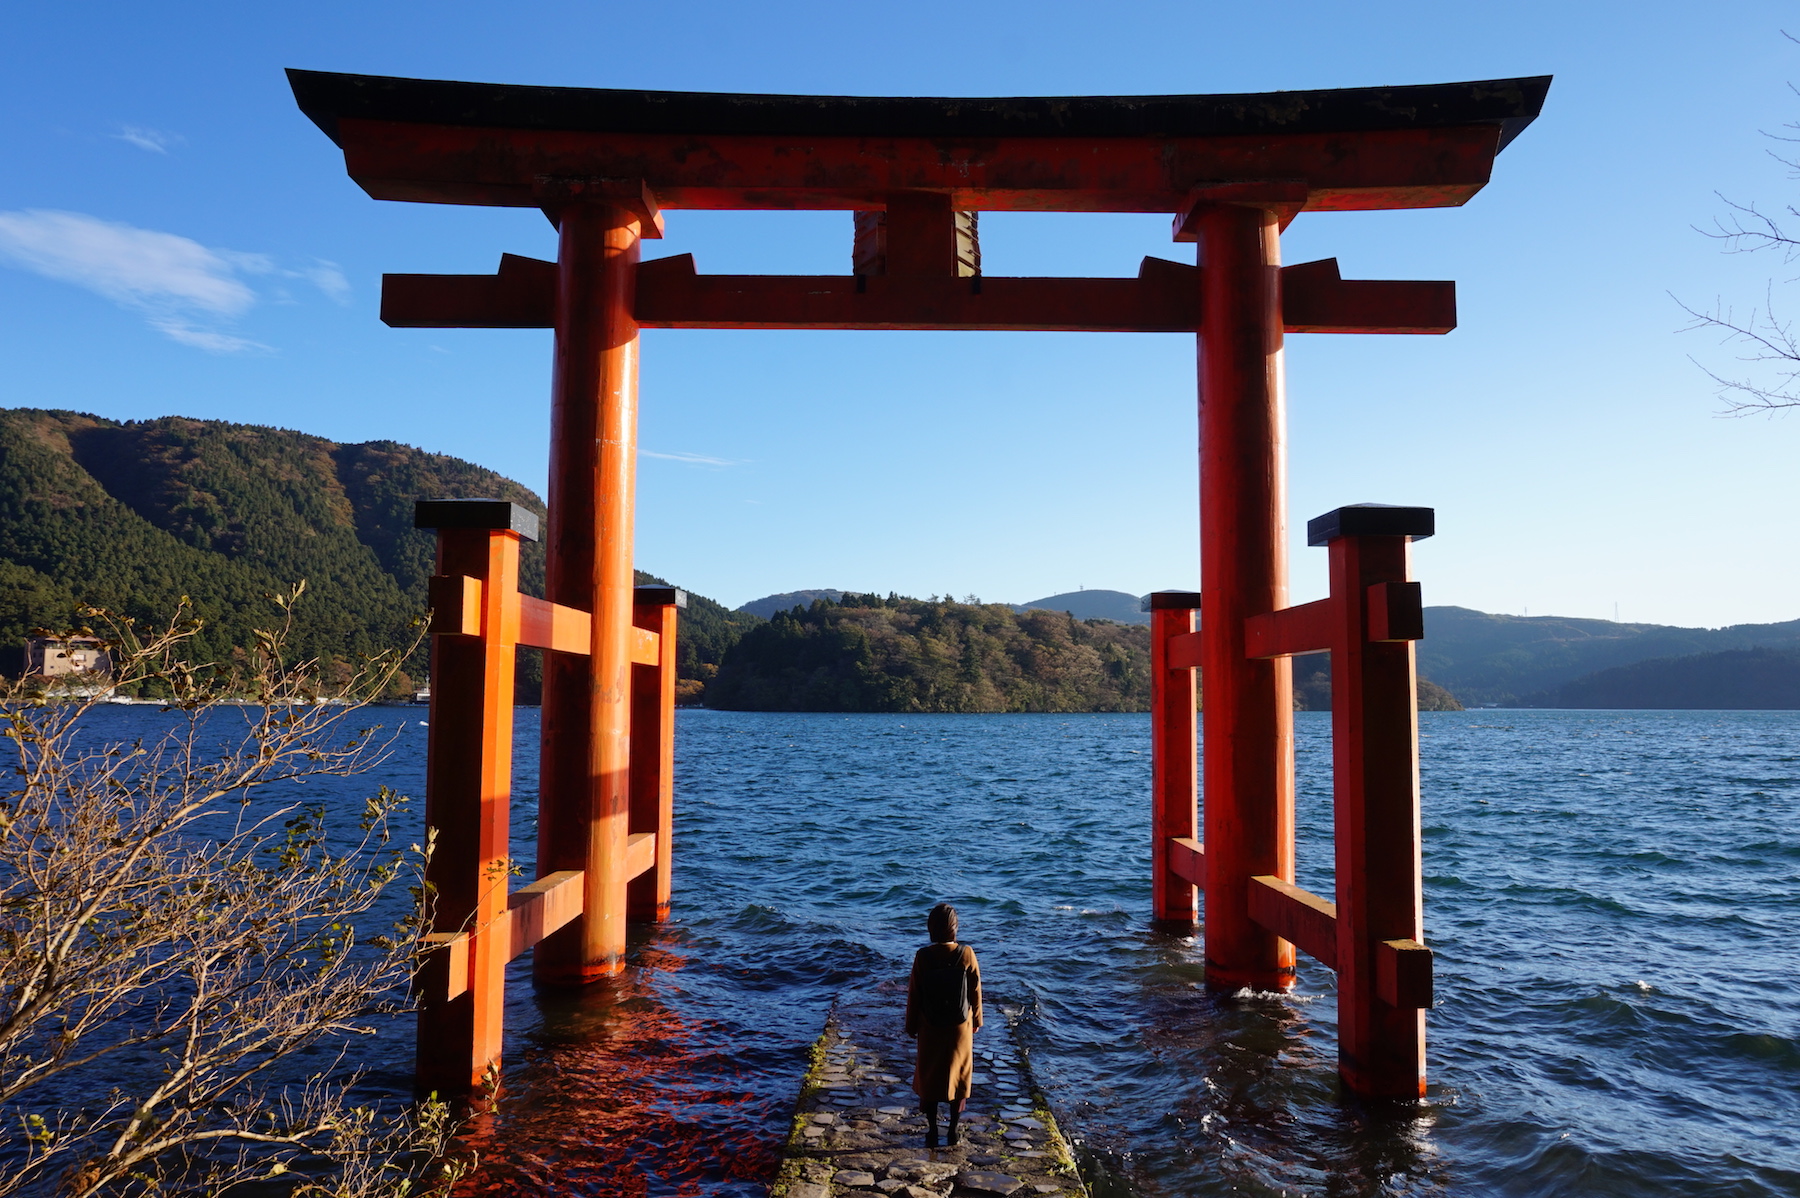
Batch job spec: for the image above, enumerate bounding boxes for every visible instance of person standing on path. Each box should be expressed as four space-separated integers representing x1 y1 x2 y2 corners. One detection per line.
904 902 983 1148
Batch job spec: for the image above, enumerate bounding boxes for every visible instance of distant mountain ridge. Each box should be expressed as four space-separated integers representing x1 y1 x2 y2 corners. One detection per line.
736 589 845 619
1013 589 1149 625
1522 647 1800 709
1418 606 1800 706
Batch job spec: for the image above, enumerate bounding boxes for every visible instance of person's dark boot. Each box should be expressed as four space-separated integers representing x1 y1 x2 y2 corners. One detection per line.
946 1099 963 1146
923 1103 939 1148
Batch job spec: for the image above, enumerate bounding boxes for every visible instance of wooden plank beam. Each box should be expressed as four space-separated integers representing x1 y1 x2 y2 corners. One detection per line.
1366 581 1425 642
518 594 592 654
383 253 1457 335
630 626 659 667
1247 874 1339 970
1376 938 1434 1009
506 869 585 961
427 574 483 637
1244 597 1336 660
1281 258 1455 334
1168 837 1206 888
421 931 471 1002
1165 629 1205 670
333 118 1507 213
385 253 555 328
624 831 657 881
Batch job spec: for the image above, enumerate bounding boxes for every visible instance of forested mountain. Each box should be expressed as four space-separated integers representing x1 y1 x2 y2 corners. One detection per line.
708 594 1151 712
0 408 751 698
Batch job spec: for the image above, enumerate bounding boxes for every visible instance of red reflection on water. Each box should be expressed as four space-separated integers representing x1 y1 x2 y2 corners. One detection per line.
454 941 783 1198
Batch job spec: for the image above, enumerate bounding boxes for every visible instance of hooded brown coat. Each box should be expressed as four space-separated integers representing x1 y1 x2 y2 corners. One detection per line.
904 942 982 1101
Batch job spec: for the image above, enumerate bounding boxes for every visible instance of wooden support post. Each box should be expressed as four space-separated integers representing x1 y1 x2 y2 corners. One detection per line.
1314 506 1432 1098
1193 202 1296 991
536 191 647 984
628 586 683 920
1150 591 1202 924
414 498 535 1093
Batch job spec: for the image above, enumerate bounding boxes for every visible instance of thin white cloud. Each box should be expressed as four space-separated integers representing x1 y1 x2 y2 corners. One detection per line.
150 319 267 354
115 125 180 154
299 260 351 304
0 209 347 352
0 210 255 316
640 449 739 467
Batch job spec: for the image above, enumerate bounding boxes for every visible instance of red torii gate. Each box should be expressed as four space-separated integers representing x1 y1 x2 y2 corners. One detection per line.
289 69 1548 1100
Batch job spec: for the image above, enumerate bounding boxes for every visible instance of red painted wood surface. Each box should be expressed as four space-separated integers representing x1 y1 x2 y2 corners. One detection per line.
332 119 1504 213
1196 203 1296 993
380 253 1454 335
1150 597 1201 923
1376 937 1434 1010
1244 596 1335 660
629 596 678 920
535 200 644 985
418 524 522 1092
1247 874 1338 971
1167 837 1207 889
1327 532 1428 1097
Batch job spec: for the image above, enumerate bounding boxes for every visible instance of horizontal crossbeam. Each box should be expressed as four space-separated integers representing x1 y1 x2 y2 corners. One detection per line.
320 113 1513 213
1376 938 1434 1009
429 575 670 662
520 594 589 653
1247 874 1339 970
426 841 661 1002
507 869 585 961
1244 597 1335 659
1366 581 1425 642
1165 630 1206 670
382 253 1454 335
1167 837 1206 887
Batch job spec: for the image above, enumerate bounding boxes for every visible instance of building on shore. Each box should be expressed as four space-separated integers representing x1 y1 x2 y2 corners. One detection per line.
23 636 114 693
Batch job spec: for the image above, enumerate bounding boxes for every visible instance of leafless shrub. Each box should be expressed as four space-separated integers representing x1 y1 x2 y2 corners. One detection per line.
1679 32 1800 413
0 587 469 1196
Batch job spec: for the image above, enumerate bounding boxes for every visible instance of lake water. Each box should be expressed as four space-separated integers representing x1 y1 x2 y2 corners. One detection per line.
72 707 1800 1197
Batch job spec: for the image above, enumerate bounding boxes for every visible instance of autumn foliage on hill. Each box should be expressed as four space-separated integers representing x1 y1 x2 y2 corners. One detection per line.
0 409 752 698
707 593 1151 713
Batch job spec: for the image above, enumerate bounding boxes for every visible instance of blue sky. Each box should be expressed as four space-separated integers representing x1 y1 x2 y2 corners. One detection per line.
1 1 1796 624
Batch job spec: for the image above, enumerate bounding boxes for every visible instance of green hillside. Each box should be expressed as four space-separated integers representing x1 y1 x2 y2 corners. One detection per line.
708 593 1151 712
0 408 752 698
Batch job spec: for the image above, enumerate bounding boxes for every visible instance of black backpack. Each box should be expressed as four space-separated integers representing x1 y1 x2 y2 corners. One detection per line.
916 948 972 1028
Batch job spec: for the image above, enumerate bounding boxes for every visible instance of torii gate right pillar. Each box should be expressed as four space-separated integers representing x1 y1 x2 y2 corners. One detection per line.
1194 201 1297 992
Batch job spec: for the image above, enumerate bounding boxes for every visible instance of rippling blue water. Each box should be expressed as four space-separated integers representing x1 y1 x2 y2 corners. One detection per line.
72 707 1800 1196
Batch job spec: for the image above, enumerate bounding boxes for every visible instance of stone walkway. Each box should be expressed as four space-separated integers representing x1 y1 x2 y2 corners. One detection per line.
769 985 1086 1198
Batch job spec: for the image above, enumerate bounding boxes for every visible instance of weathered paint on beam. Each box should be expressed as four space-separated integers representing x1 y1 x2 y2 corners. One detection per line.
327 120 1509 214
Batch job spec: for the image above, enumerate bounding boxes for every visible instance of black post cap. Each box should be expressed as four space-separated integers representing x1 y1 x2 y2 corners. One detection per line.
414 498 540 541
1148 590 1204 610
1306 503 1434 547
634 585 688 608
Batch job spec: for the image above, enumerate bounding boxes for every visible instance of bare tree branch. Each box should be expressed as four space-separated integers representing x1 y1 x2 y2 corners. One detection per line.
0 590 471 1196
1680 37 1800 413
